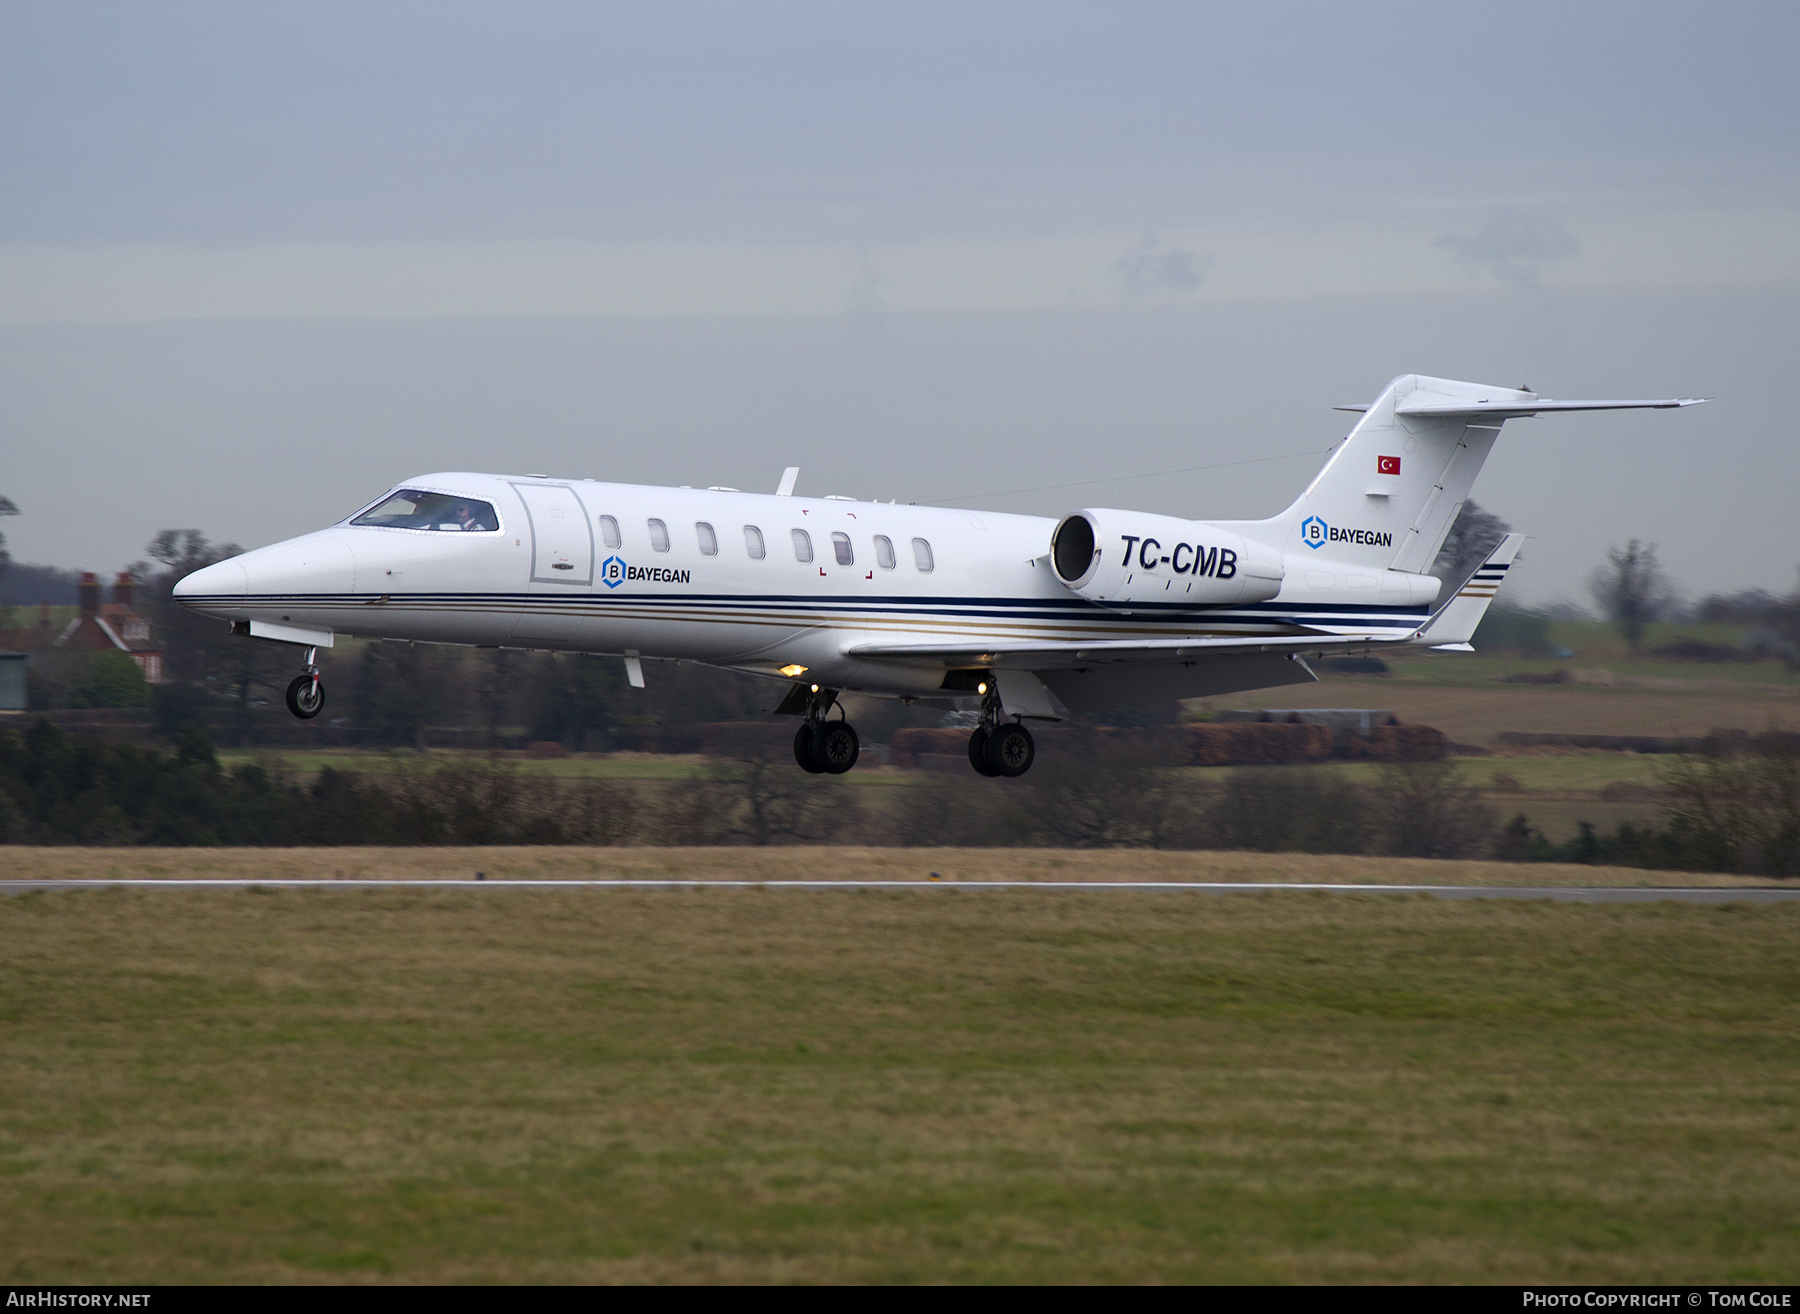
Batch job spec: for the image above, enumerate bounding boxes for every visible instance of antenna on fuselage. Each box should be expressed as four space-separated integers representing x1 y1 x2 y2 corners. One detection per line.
776 467 799 497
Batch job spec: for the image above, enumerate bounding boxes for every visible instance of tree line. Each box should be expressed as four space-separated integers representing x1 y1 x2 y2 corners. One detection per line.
4 718 1795 875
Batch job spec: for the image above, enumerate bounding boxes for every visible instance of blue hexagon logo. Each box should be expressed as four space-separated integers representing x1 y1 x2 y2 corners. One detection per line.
1300 516 1329 550
601 555 627 588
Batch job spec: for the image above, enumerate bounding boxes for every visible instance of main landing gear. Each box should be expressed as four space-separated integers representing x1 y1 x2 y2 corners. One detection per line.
793 686 859 774
285 646 324 719
967 680 1035 778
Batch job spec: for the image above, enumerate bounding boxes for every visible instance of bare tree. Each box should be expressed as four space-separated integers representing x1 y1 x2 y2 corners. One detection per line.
1209 766 1371 853
0 495 17 590
146 528 242 577
697 752 857 845
140 529 292 744
1374 761 1495 859
1587 539 1676 653
1431 500 1511 587
1659 734 1800 876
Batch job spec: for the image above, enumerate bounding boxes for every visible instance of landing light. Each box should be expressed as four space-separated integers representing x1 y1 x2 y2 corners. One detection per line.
977 682 988 695
779 664 807 677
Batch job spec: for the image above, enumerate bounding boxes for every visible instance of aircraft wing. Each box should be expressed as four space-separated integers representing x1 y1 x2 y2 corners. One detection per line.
845 629 1407 669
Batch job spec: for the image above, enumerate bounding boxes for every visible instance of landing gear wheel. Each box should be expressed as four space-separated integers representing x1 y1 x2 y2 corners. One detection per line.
968 727 1000 777
815 721 860 774
285 674 324 719
986 722 1035 777
794 724 826 773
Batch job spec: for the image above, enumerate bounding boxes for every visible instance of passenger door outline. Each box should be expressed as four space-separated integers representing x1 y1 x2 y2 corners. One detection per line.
511 482 595 586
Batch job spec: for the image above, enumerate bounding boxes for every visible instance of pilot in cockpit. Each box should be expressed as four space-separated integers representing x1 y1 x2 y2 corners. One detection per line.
352 488 499 532
451 500 496 531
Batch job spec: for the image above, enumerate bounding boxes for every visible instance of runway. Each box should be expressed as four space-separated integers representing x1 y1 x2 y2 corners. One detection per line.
3 879 1797 902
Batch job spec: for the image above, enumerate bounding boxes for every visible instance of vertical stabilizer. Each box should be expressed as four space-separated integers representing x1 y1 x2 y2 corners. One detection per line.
1221 374 1531 573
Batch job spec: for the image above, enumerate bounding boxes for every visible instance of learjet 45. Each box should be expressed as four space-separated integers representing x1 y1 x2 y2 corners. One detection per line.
174 373 1704 776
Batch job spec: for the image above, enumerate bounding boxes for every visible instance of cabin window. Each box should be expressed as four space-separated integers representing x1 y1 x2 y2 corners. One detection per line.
696 522 718 556
599 515 621 549
873 535 896 570
352 489 498 532
831 532 854 566
744 525 766 559
912 537 934 572
791 529 813 563
648 519 670 553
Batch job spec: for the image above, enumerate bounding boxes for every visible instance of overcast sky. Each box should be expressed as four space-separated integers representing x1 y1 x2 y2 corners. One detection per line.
2 1 1796 605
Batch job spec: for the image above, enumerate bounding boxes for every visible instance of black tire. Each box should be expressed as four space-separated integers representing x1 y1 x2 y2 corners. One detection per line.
967 727 1000 777
794 724 826 773
285 674 324 720
986 722 1035 777
816 721 860 774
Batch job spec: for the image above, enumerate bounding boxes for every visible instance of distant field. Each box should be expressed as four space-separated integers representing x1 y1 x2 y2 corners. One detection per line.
2 878 1794 1283
1385 619 1797 688
1222 679 1800 745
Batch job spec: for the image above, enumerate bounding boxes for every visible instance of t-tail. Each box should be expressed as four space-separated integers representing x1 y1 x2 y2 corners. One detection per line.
1217 374 1706 575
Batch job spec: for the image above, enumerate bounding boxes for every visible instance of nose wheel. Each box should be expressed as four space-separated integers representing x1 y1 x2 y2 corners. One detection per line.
285 647 324 719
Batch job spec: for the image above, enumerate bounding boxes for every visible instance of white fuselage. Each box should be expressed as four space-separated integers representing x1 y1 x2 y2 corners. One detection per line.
173 470 1440 702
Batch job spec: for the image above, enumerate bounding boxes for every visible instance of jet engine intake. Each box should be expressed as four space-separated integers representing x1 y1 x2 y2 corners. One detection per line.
1050 509 1283 607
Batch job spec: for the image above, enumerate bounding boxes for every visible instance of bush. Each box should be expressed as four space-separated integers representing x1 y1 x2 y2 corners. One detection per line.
66 650 150 709
1207 766 1370 854
0 720 642 846
1373 761 1495 859
1655 734 1800 876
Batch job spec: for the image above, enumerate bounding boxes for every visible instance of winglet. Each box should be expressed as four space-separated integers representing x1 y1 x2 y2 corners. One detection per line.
776 467 800 497
1414 533 1526 648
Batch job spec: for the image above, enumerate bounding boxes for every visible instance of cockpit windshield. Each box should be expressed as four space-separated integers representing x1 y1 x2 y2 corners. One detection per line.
351 489 499 532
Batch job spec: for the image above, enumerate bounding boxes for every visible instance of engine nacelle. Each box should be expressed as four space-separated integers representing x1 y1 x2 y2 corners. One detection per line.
1050 509 1284 606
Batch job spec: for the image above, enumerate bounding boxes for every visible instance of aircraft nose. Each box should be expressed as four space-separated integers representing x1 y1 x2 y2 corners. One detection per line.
172 558 248 612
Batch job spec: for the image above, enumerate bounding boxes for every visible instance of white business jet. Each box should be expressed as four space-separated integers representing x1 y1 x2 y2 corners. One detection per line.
174 373 1704 777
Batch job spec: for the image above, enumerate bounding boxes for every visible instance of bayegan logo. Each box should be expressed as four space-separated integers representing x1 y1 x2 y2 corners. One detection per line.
1299 517 1395 551
600 555 693 587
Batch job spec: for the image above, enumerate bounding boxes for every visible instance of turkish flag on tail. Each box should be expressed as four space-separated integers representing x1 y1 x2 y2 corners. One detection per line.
1377 455 1401 475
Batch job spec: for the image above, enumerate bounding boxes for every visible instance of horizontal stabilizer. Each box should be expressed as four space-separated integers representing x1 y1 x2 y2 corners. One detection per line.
1337 395 1708 416
1398 396 1708 417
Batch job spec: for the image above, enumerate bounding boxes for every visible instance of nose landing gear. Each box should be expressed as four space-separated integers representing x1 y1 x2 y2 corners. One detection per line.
285 646 325 719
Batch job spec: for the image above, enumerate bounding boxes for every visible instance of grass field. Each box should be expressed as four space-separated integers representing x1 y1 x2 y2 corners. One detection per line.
3 859 1798 1283
3 844 1790 887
